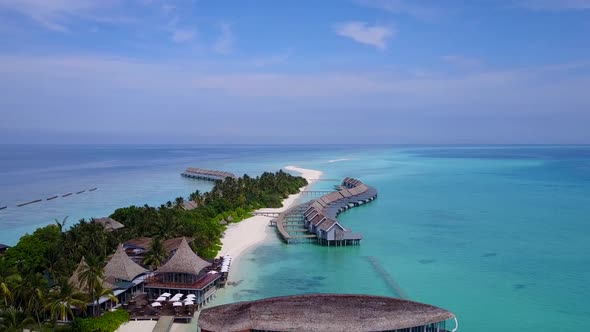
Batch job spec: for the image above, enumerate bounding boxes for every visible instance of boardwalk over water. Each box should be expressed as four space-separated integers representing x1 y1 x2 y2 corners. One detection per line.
274 178 377 246
181 167 236 182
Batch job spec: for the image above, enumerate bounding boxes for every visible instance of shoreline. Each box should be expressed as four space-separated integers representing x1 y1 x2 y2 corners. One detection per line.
217 165 322 264
116 166 322 332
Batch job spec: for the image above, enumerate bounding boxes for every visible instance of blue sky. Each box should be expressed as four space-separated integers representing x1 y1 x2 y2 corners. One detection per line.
0 0 589 144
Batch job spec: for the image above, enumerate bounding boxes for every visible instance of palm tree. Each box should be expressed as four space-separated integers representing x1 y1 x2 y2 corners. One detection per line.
45 279 87 322
78 255 104 317
174 196 184 208
26 287 45 332
0 274 22 308
0 306 34 332
143 237 168 270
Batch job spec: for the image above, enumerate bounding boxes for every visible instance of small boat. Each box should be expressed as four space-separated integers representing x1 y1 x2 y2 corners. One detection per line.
62 193 73 197
75 190 85 194
17 199 42 207
88 188 98 192
46 195 58 201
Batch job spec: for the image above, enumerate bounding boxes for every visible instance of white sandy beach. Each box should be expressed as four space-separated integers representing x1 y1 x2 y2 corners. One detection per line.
217 165 322 260
116 166 322 332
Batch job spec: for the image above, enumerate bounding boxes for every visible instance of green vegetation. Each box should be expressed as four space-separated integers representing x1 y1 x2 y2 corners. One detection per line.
0 170 306 330
74 309 129 332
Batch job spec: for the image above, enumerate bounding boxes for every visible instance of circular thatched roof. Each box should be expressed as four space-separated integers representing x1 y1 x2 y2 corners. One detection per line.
104 244 148 282
156 237 211 275
198 294 455 332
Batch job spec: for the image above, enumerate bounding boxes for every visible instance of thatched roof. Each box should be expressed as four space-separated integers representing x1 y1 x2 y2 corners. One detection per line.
198 294 455 332
93 217 124 231
104 245 148 281
182 200 198 211
156 238 210 275
69 257 115 291
124 237 194 254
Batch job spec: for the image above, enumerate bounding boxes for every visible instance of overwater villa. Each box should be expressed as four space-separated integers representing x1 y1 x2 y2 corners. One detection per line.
276 177 377 246
144 238 219 307
181 167 237 181
198 294 457 332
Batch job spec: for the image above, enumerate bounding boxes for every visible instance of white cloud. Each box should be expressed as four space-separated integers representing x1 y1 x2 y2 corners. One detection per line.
213 22 234 54
517 0 590 10
334 22 394 50
171 28 195 42
0 0 130 31
357 0 442 21
249 50 292 67
442 55 484 70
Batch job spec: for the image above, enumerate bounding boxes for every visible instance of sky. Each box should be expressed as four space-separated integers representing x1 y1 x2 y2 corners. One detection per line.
0 0 589 144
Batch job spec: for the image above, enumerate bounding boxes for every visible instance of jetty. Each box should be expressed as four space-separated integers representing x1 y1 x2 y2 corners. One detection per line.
17 199 42 207
275 177 377 246
181 167 236 182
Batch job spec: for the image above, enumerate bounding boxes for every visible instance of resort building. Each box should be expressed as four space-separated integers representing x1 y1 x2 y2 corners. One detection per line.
181 167 237 181
92 217 125 232
198 294 457 332
144 238 219 307
102 245 150 306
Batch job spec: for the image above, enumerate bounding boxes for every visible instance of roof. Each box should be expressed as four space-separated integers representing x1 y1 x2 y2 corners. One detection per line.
124 237 194 253
0 244 9 250
104 245 148 281
182 201 198 210
69 257 115 292
184 167 236 179
93 217 125 231
198 294 455 332
124 237 152 250
156 238 211 275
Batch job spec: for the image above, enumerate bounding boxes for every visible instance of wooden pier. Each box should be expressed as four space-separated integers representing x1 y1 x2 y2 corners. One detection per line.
181 167 236 182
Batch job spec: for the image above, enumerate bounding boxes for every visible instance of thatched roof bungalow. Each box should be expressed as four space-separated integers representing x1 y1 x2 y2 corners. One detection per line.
145 238 220 305
198 294 456 332
104 245 148 283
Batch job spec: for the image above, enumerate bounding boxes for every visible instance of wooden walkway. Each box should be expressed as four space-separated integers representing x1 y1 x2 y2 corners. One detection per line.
152 316 174 332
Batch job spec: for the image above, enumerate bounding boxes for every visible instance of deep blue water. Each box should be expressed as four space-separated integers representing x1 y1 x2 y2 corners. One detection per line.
1 144 589 331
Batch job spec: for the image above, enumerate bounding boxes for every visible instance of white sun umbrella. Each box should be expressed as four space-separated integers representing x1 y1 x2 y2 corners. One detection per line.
151 302 162 307
173 302 183 307
184 300 194 305
174 293 183 297
156 296 167 302
207 270 218 274
161 292 171 297
186 294 196 298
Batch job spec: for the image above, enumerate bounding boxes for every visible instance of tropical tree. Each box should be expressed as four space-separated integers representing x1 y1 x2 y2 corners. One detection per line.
143 237 168 270
78 255 104 317
45 279 88 322
0 306 34 332
174 196 184 208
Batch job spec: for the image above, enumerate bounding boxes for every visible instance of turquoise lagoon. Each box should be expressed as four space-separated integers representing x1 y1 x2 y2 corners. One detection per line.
1 145 589 331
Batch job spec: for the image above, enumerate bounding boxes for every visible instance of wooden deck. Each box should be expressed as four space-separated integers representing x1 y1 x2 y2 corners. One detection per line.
152 316 174 332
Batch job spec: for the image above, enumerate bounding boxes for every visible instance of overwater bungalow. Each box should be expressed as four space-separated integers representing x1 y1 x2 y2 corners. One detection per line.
92 217 125 232
299 177 376 246
198 294 457 332
144 238 219 307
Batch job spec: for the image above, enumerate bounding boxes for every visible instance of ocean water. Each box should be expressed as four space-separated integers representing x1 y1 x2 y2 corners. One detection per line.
2 145 589 331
